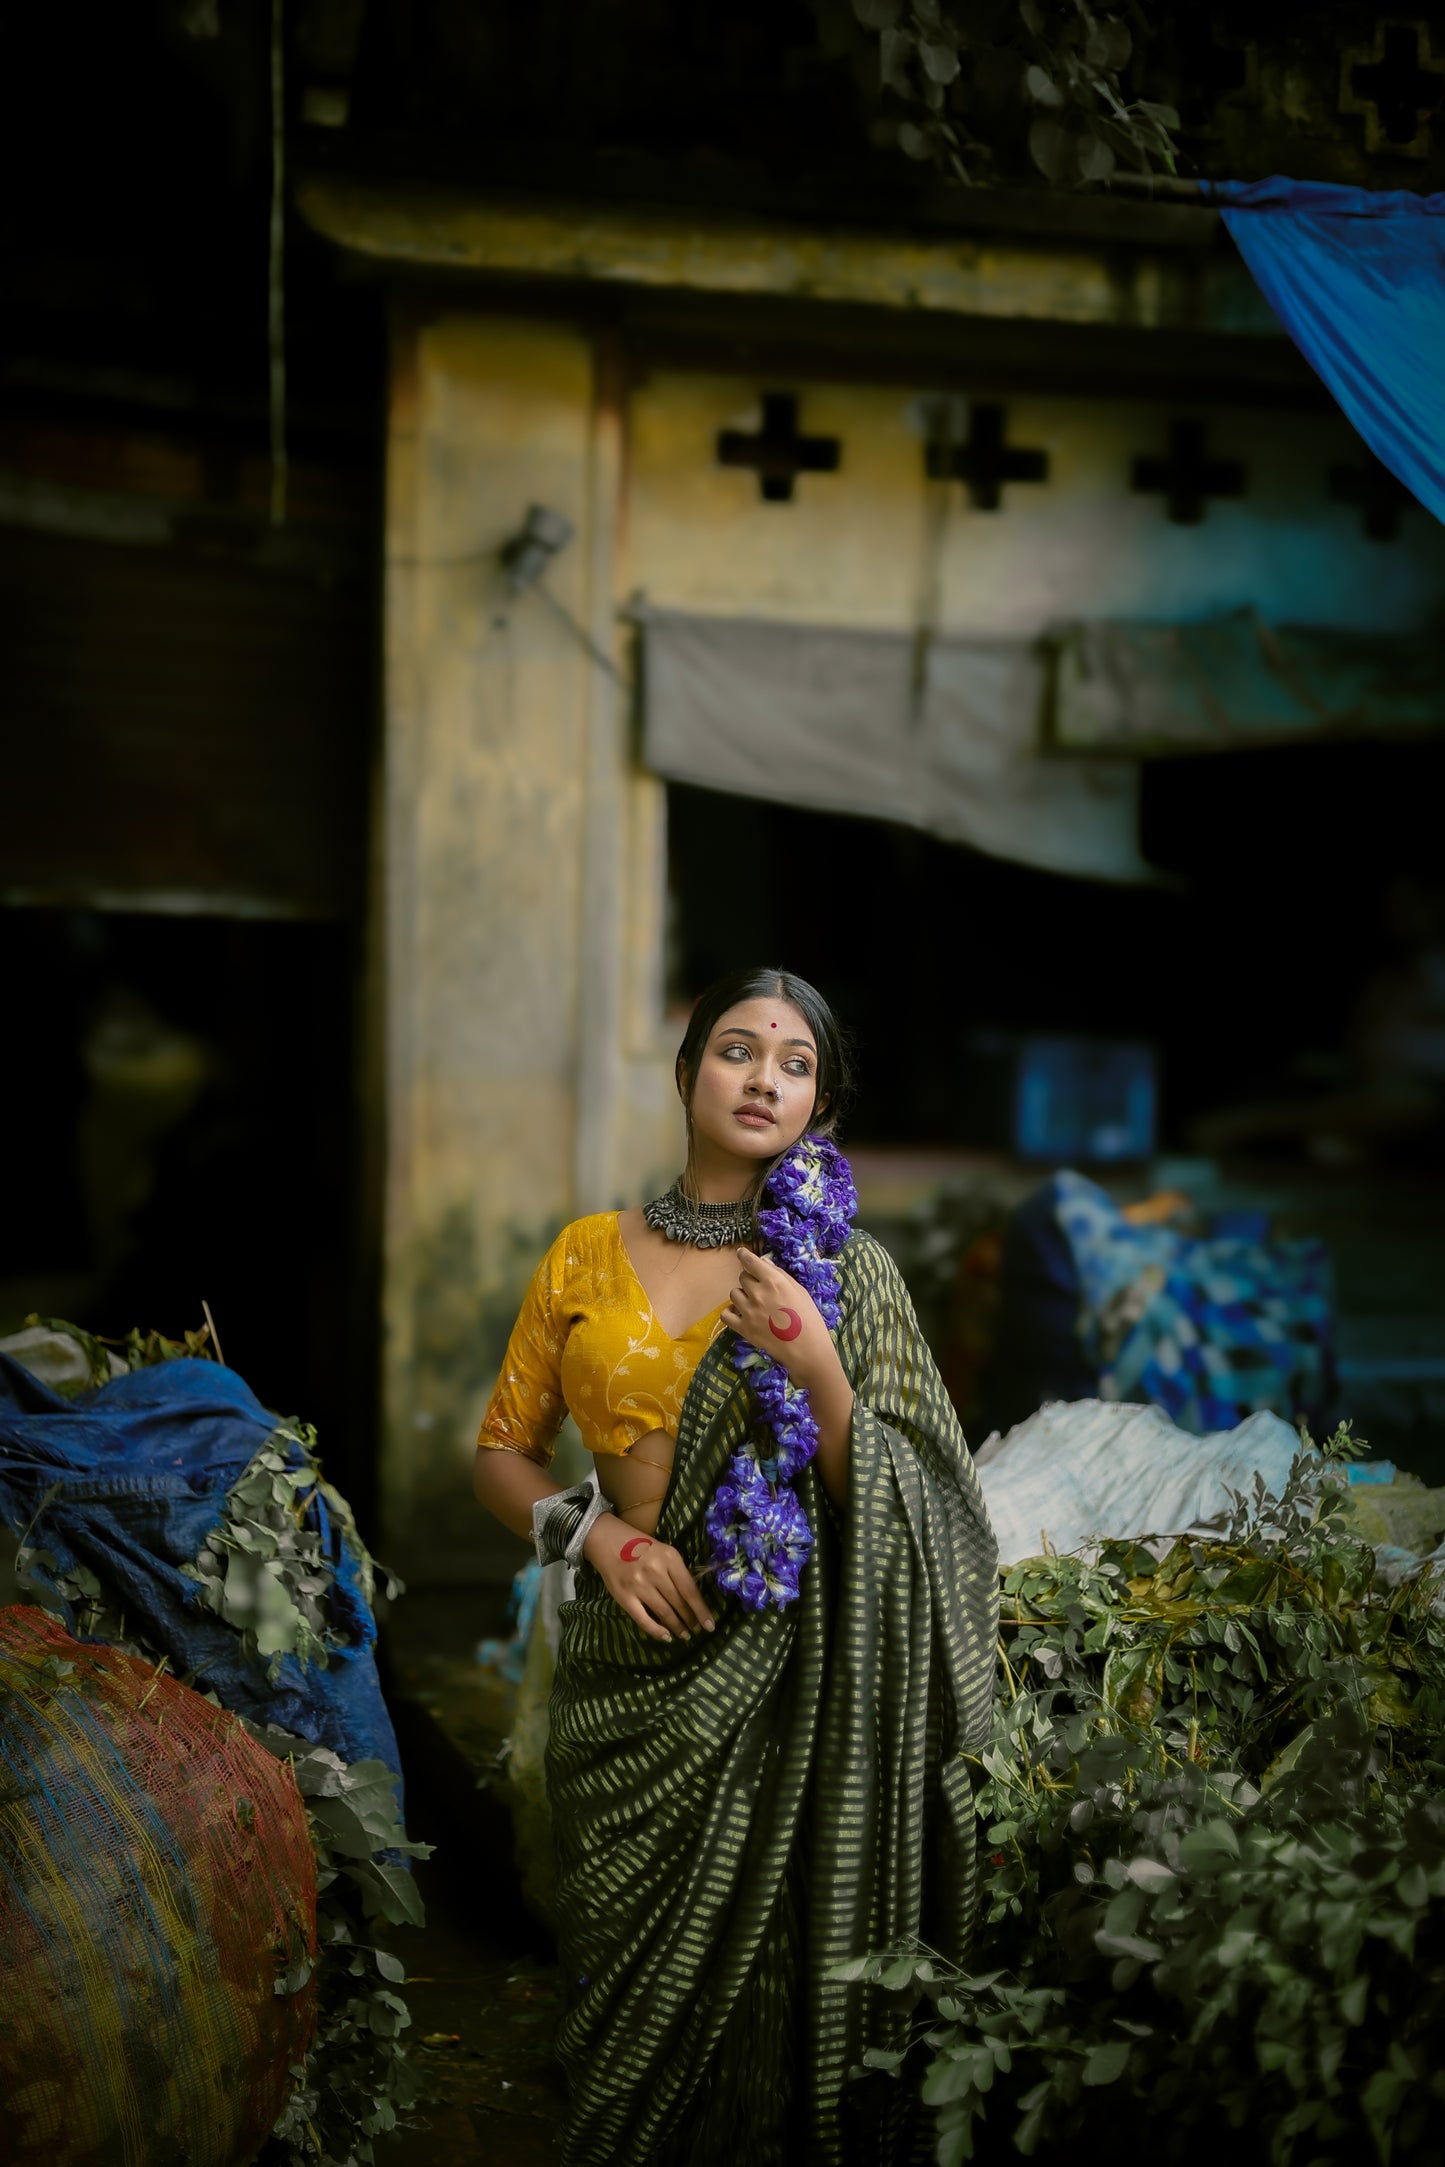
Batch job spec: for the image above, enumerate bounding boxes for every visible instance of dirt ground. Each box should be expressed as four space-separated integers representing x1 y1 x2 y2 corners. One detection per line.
376 1855 565 2166
376 1589 567 2166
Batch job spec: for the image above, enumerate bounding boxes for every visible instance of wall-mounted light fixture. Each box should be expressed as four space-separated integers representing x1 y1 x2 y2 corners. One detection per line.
500 503 575 593
495 501 628 689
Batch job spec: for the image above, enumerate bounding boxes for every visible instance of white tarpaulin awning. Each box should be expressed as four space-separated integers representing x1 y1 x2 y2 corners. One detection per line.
639 609 1156 886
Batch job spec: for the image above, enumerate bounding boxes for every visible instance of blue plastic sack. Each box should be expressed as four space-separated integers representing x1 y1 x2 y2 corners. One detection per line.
0 1353 400 1777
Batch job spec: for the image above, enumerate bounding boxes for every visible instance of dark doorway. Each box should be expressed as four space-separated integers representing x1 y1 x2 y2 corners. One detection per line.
667 736 1445 1163
0 908 376 1530
666 781 1185 1147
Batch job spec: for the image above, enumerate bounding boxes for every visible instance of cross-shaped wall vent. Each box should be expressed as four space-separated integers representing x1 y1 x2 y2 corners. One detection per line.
1132 421 1245 525
1340 20 1445 158
1330 451 1418 541
924 403 1049 511
716 393 841 503
1170 20 1258 137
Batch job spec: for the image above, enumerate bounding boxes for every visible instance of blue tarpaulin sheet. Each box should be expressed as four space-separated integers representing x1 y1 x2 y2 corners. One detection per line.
1215 177 1445 530
0 1353 400 1776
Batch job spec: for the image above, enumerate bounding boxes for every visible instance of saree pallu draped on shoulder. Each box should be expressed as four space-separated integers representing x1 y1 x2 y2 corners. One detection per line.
548 1231 1000 2166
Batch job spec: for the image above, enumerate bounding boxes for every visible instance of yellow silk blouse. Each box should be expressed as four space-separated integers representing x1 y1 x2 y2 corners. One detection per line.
476 1212 727 1467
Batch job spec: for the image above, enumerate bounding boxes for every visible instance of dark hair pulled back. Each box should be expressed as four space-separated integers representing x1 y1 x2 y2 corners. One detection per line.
674 966 854 1141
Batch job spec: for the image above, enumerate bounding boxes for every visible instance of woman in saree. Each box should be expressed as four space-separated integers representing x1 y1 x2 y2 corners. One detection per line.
472 966 999 2165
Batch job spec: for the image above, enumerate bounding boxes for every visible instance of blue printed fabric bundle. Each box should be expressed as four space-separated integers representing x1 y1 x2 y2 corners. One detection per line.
1051 1172 1334 1435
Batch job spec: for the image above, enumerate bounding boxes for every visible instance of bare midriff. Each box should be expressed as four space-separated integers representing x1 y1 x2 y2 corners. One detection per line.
595 1429 677 1536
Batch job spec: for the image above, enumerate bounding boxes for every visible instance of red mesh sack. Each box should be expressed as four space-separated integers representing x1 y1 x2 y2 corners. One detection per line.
0 1605 317 2167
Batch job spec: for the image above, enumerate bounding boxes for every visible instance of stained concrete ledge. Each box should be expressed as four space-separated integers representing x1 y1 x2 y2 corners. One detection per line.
299 177 1277 338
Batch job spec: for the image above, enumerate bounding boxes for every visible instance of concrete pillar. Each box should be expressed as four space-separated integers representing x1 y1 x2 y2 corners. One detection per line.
380 308 622 1582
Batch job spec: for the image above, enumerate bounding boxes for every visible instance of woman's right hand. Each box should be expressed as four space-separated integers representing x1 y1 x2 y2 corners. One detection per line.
582 1515 716 1644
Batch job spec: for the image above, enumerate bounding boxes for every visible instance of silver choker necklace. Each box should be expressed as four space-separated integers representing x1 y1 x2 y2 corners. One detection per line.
643 1182 755 1249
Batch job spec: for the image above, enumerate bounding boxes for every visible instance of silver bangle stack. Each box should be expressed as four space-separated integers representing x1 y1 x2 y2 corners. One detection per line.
532 1480 615 1571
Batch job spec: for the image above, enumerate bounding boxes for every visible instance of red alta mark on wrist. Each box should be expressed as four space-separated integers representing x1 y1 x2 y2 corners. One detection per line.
619 1536 655 1562
769 1307 804 1342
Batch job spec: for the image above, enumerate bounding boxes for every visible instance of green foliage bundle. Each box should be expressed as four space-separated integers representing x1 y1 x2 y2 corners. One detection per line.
19 1311 222 1395
832 0 1179 186
832 1430 1445 2164
182 1416 431 2165
183 1421 394 1674
245 1726 429 2165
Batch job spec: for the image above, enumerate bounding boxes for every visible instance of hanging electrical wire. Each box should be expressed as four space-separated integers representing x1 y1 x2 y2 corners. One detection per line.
269 0 287 526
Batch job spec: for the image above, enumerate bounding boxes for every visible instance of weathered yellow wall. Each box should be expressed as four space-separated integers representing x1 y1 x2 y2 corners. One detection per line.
628 374 1445 636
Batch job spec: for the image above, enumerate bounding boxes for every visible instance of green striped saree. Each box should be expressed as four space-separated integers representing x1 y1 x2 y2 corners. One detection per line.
547 1230 999 2166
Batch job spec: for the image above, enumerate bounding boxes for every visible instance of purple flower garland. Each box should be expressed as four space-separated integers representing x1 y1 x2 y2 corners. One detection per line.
704 1134 858 1613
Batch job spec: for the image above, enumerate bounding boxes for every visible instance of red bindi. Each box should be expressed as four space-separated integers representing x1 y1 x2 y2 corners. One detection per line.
770 1021 777 1029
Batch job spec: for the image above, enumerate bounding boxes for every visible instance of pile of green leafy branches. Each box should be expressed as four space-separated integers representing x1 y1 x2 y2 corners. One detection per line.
188 1417 432 2167
834 1429 1445 2164
7 1322 428 2167
249 1724 428 2166
183 1420 391 1675
19 1310 223 1393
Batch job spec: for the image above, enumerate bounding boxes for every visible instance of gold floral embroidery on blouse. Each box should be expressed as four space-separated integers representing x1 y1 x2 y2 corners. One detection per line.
476 1213 727 1467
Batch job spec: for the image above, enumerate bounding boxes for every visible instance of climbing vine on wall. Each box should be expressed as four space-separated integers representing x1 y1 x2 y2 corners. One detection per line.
829 0 1180 185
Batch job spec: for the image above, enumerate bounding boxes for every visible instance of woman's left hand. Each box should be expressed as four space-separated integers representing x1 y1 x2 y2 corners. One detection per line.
723 1248 833 1385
